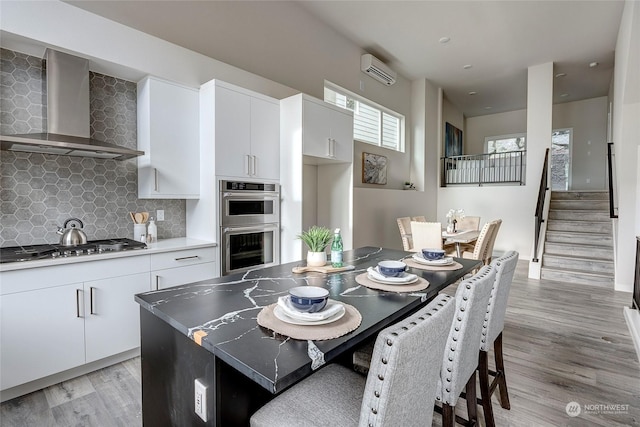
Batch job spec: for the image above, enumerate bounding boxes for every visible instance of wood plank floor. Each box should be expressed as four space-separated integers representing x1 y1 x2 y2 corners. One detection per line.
2 260 639 426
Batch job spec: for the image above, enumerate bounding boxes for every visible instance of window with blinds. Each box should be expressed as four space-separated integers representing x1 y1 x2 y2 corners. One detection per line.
324 84 404 152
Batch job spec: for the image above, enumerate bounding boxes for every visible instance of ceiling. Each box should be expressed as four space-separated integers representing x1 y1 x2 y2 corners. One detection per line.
60 1 625 117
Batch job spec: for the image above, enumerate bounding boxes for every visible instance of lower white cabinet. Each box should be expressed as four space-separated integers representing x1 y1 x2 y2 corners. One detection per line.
84 273 150 363
150 246 217 290
0 257 150 391
0 283 86 390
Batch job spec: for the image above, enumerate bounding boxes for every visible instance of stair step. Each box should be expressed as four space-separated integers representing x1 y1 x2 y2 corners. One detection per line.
541 267 614 288
543 254 614 274
549 200 609 211
545 230 613 247
550 191 609 201
548 209 611 221
547 219 612 233
544 242 614 260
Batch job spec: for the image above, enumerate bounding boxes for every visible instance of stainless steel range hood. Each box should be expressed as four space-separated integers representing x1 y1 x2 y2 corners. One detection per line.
0 49 143 160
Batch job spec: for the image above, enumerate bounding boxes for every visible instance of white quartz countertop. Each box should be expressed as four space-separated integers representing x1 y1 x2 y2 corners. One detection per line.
0 238 217 272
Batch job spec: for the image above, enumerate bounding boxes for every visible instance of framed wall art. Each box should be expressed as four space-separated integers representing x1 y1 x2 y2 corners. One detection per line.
444 122 463 157
362 152 387 185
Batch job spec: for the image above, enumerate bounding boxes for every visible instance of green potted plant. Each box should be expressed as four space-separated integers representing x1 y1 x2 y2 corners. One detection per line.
297 226 333 266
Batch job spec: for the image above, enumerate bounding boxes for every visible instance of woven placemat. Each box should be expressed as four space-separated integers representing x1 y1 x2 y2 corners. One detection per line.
355 272 430 293
257 303 362 341
405 258 464 271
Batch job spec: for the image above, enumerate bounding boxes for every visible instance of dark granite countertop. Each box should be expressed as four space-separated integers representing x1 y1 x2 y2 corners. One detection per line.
135 246 481 393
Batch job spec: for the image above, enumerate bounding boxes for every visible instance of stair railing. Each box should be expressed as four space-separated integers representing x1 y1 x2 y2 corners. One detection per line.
607 142 618 218
533 149 550 262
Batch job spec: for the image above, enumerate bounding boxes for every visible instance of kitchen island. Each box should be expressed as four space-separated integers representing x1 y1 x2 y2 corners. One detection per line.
135 247 481 426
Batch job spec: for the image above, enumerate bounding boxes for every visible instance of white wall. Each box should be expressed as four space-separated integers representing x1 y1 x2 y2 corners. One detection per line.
553 97 608 190
613 0 640 292
465 110 527 154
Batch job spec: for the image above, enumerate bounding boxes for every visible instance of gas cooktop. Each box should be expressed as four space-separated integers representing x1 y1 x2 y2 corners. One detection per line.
0 238 147 264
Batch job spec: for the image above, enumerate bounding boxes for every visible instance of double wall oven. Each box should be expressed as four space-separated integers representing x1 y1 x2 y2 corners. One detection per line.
220 180 280 276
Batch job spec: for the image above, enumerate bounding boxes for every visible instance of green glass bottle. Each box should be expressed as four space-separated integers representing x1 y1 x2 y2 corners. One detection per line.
331 228 343 268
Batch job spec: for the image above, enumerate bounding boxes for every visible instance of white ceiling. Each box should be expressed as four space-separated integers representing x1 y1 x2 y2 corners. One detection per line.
61 1 625 117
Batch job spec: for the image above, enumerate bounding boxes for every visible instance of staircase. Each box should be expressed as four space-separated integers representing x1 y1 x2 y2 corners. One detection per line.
541 191 614 288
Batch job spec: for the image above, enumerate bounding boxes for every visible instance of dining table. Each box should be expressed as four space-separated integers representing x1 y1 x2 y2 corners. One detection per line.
135 246 482 426
442 229 480 257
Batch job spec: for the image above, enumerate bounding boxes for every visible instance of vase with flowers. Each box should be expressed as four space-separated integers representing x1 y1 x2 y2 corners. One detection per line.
446 209 465 233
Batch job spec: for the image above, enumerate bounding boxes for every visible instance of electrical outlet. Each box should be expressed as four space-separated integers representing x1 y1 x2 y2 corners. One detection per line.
195 378 208 421
157 210 164 221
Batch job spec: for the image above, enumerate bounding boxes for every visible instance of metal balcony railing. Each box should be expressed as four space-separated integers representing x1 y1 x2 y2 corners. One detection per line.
441 151 526 187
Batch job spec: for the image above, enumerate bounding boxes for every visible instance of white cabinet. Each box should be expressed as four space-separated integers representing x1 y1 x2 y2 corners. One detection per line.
150 246 217 290
0 283 86 390
300 96 353 162
280 93 354 263
138 76 200 199
0 256 150 390
206 80 280 181
84 273 149 363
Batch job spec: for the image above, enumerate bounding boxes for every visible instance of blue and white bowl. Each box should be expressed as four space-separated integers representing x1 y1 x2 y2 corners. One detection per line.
288 286 329 313
377 260 407 277
422 248 445 260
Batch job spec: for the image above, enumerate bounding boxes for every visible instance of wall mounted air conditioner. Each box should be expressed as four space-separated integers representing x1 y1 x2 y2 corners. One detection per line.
360 54 397 86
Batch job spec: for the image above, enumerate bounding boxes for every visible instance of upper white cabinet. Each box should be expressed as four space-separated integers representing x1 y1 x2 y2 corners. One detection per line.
138 76 200 199
282 94 353 163
280 93 354 263
207 80 280 181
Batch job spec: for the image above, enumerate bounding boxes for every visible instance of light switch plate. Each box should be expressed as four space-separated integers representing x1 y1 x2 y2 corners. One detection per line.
157 210 164 221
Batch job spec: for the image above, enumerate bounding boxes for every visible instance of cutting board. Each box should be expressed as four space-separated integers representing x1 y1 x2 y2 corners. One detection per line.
292 265 355 274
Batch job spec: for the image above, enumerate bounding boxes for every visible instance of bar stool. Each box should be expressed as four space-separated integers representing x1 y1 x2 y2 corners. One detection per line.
250 294 455 427
478 250 519 427
435 264 496 426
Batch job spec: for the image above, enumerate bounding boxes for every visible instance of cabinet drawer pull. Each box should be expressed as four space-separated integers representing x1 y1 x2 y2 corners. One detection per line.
155 275 160 291
174 255 200 261
90 286 96 315
154 168 159 192
76 289 82 318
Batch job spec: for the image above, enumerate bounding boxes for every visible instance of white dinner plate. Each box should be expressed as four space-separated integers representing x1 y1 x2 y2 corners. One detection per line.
412 254 454 266
273 304 346 325
367 272 420 286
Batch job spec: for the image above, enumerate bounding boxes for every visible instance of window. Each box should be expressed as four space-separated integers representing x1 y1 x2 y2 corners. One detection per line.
484 133 526 153
324 83 404 152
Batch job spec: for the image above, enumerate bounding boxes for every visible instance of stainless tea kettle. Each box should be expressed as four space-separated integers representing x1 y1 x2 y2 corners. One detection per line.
57 218 88 246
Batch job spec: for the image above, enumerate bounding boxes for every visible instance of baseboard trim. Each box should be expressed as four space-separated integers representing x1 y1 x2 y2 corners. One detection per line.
623 307 640 365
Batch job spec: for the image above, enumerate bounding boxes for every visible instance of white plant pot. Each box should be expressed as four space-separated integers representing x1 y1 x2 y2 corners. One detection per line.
306 251 327 267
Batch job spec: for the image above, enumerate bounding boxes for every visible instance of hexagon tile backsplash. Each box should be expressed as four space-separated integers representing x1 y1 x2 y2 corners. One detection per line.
0 48 186 246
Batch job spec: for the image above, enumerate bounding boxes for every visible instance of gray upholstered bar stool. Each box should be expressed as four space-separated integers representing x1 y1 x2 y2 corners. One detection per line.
478 250 519 427
250 294 455 427
435 264 496 426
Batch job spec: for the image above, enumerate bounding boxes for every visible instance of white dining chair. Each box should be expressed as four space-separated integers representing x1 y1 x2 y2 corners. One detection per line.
250 294 456 427
410 221 442 252
396 216 426 251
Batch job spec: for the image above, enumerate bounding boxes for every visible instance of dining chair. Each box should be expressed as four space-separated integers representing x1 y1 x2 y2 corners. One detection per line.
462 220 499 266
452 216 481 253
483 219 502 264
250 294 456 427
435 264 496 427
396 216 426 251
478 250 519 427
410 221 442 252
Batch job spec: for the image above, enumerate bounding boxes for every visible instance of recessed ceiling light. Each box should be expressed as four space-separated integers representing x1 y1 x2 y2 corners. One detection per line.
468 91 477 95
463 64 472 70
560 93 569 97
589 62 599 68
439 37 451 44
555 73 567 78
